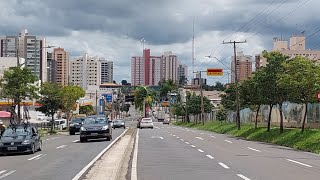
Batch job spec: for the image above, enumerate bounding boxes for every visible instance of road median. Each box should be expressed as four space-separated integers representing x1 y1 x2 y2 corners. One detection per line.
81 128 136 180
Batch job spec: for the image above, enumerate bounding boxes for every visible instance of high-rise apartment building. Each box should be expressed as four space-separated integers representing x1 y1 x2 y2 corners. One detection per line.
256 34 320 69
47 52 56 82
131 56 145 86
231 51 252 83
100 59 113 84
70 53 100 90
0 29 48 82
53 48 69 86
177 64 188 83
131 49 181 86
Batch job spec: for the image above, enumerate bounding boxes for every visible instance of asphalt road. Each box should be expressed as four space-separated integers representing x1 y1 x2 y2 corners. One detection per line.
0 118 137 180
137 122 320 180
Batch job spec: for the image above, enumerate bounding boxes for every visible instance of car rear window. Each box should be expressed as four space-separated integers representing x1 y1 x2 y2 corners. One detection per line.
142 119 152 122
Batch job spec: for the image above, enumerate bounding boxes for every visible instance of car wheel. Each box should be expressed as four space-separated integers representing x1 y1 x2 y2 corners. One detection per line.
30 144 36 154
38 141 42 151
80 137 87 143
123 126 126 129
69 131 75 135
106 135 111 141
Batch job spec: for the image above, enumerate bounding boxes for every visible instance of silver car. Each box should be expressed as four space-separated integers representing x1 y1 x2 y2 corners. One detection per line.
139 118 154 129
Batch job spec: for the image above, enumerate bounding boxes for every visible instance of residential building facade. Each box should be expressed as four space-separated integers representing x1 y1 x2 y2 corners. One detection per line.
255 34 320 69
47 52 56 83
0 29 48 82
177 64 188 83
100 59 113 84
53 48 69 86
70 53 100 90
231 51 252 83
131 56 145 86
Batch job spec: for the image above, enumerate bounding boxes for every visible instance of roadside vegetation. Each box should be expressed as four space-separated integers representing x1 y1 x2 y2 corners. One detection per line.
175 121 320 154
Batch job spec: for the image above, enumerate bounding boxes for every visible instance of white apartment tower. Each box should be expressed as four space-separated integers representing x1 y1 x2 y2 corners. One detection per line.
100 59 113 84
0 29 48 82
70 53 100 90
161 51 178 82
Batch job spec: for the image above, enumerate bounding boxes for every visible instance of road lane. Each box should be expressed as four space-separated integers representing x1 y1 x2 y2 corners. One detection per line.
0 128 125 180
137 123 241 180
163 123 320 180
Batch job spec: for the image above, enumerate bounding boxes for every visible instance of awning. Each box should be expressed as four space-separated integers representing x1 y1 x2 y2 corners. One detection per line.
0 111 11 118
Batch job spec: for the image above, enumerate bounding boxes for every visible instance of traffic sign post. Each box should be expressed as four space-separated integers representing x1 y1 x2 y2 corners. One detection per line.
207 68 223 76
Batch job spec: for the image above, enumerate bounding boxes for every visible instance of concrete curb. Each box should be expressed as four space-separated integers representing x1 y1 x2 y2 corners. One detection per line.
72 129 128 180
131 129 139 180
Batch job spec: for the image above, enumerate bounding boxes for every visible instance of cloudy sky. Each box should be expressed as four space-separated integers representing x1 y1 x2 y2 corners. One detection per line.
0 0 318 84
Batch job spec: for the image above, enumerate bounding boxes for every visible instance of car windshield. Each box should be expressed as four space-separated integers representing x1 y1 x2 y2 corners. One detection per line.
3 127 32 137
84 117 107 124
71 118 84 123
115 120 123 123
142 119 152 122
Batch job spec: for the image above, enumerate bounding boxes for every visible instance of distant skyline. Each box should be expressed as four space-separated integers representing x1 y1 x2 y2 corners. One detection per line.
0 0 318 84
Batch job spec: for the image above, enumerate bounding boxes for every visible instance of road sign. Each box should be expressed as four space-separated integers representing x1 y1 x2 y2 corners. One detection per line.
207 68 223 76
104 94 112 102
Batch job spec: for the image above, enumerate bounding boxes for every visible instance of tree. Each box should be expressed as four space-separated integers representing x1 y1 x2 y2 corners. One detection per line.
36 82 63 133
121 80 128 85
239 71 265 129
0 66 38 124
220 83 236 111
60 85 85 127
260 51 289 132
186 93 212 124
159 79 177 101
79 105 95 115
216 106 227 121
214 81 225 91
120 104 130 115
278 56 320 132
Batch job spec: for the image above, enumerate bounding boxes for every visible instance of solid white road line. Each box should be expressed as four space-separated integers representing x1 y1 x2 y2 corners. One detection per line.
73 129 128 180
248 147 261 152
73 140 80 143
197 149 204 153
185 142 190 144
206 155 215 159
0 170 16 179
131 129 139 180
28 154 43 161
195 137 204 140
286 159 313 168
191 145 196 148
237 174 251 180
210 135 216 138
224 140 233 144
56 145 67 149
218 162 230 169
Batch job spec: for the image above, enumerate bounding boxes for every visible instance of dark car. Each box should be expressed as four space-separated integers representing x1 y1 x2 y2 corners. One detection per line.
69 118 85 135
163 118 170 125
80 117 112 142
113 120 125 129
0 125 42 155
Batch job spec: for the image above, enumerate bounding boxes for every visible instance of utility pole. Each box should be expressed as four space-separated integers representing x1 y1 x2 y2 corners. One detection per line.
95 89 98 115
223 40 247 130
193 70 206 125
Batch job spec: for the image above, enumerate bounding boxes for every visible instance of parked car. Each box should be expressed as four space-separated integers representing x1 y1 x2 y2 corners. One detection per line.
163 118 170 124
140 118 154 129
80 116 112 142
69 117 85 135
37 113 46 121
113 119 125 129
55 119 67 130
0 125 42 155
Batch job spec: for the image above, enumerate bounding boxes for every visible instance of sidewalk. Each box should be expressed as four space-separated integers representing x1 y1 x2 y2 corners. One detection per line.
83 129 135 180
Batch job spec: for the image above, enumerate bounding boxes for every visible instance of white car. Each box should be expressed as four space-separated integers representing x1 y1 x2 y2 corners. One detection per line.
37 113 46 121
139 118 154 129
55 119 67 130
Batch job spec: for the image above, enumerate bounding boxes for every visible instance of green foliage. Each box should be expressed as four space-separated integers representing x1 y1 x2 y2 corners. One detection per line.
220 83 236 111
120 104 130 113
186 93 213 115
159 79 177 100
204 81 225 91
216 107 227 121
60 85 85 121
175 122 320 154
173 104 185 116
0 66 39 103
80 105 95 115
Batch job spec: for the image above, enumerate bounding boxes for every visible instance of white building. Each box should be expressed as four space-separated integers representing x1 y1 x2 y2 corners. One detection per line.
100 59 113 84
0 29 48 82
70 53 100 90
0 57 18 79
150 56 162 85
161 51 178 82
